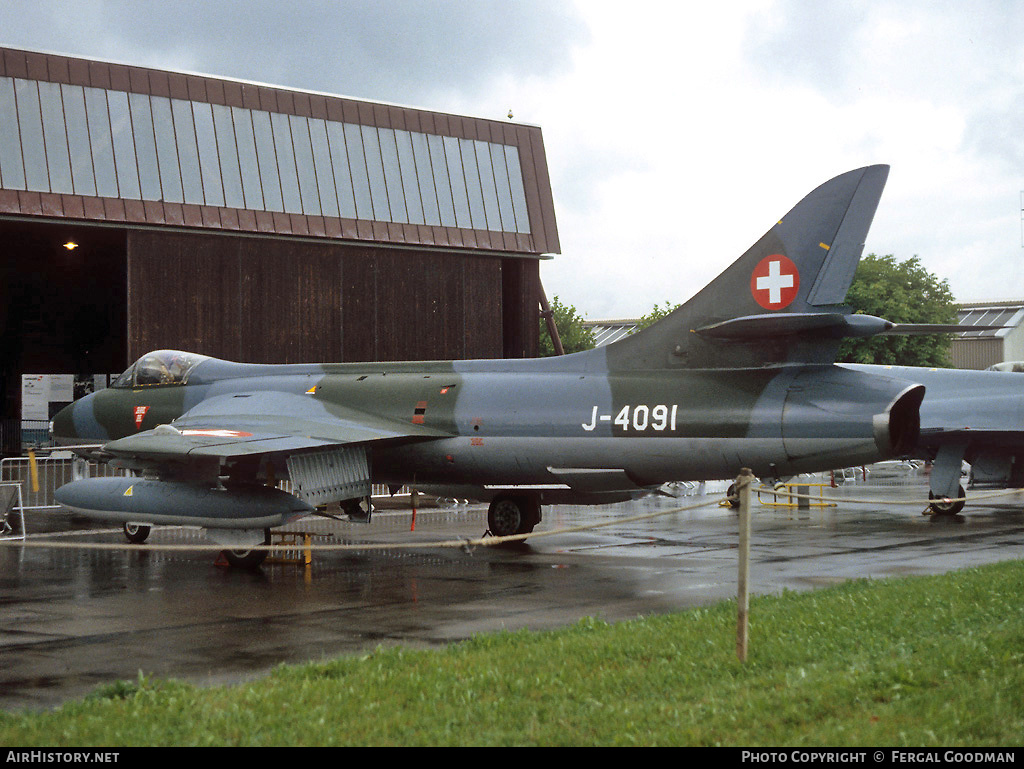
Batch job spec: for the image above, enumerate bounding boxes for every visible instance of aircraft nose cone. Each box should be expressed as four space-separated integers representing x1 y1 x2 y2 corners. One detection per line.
51 394 107 444
50 401 78 442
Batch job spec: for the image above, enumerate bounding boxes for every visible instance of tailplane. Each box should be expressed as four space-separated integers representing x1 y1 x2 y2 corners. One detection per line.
605 164 890 370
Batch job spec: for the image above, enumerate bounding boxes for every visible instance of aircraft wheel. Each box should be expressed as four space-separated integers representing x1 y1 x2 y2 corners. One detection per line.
487 495 539 538
928 485 966 515
221 530 271 569
342 497 372 522
123 522 151 544
726 484 740 509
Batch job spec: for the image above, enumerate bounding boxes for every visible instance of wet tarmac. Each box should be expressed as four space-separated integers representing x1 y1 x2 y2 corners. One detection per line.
1 476 1022 711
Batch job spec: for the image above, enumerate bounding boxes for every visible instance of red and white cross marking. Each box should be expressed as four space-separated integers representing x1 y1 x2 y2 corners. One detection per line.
750 255 800 310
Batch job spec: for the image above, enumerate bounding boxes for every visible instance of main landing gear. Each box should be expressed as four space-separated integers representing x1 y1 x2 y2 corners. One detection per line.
927 484 966 516
927 444 968 518
120 521 273 568
221 529 272 569
486 494 541 540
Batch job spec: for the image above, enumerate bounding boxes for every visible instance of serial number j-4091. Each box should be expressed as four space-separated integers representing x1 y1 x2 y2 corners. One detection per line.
582 404 679 432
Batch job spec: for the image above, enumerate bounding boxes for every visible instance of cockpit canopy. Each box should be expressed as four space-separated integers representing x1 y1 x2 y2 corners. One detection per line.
111 350 211 388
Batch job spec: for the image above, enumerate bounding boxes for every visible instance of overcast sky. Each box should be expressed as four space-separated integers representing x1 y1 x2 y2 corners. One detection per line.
3 0 1024 319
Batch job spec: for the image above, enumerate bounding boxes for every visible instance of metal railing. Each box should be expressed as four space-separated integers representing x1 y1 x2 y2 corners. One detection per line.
0 483 26 540
757 482 837 508
1 419 54 456
0 452 417 513
0 454 129 510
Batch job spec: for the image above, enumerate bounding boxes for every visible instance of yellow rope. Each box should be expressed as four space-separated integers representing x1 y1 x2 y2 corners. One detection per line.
0 496 726 554
4 484 1020 556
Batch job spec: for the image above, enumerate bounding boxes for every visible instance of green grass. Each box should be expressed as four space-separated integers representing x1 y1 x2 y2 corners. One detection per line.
2 560 1022 746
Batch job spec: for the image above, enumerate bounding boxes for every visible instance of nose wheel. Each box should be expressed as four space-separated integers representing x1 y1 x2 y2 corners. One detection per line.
220 529 272 568
122 522 151 544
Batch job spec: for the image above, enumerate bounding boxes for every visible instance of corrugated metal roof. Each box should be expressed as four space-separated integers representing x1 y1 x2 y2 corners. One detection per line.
583 320 639 347
0 46 559 256
956 301 1024 338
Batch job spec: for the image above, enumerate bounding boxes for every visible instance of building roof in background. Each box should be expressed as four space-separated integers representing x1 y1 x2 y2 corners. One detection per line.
955 300 1024 339
583 319 638 347
584 300 1024 349
0 46 559 256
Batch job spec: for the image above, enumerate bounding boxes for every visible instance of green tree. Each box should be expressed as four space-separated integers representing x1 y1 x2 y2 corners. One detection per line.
539 296 596 356
633 301 681 332
837 254 957 367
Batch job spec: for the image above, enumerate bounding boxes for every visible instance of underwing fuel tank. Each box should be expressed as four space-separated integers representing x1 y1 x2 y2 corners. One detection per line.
54 477 315 529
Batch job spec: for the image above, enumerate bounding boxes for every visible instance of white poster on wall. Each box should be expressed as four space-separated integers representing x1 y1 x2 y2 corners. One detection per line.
49 374 74 402
21 374 75 423
21 376 49 421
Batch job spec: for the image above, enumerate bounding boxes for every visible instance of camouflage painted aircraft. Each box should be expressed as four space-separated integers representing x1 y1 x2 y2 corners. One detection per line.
50 164 1013 567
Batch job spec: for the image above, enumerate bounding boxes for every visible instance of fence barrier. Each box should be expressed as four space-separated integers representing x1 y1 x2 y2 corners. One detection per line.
0 453 418 513
1 419 55 456
0 483 26 540
0 453 131 511
757 482 837 508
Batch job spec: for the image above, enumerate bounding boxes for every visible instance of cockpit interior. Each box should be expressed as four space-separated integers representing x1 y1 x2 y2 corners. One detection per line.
111 350 211 388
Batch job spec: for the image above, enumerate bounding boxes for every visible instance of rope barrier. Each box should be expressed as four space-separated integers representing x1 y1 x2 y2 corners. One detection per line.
753 484 1024 507
0 495 727 555
3 483 1021 557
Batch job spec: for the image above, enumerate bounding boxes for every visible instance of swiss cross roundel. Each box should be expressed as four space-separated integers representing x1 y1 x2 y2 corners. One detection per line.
750 255 800 310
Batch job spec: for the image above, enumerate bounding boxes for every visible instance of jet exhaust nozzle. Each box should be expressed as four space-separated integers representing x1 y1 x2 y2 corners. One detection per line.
873 384 925 458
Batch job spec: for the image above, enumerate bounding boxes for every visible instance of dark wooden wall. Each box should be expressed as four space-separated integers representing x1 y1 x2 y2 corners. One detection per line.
501 258 540 359
127 230 535 365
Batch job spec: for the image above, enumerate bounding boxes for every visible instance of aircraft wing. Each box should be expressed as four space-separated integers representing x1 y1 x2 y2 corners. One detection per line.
918 427 1024 449
99 391 452 464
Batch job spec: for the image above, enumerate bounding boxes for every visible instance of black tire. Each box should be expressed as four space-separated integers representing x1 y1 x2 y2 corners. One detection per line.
123 522 151 544
342 497 372 522
487 495 539 538
221 529 271 569
928 485 966 515
726 483 740 509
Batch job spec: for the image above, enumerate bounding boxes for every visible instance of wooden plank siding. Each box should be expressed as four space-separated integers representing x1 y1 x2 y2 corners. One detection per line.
127 231 513 365
1 45 552 378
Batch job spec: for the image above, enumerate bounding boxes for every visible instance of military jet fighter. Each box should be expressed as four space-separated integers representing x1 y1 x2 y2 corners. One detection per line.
51 163 990 567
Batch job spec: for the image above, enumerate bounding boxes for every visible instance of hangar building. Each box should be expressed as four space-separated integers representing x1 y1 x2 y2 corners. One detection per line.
0 46 560 452
949 300 1024 370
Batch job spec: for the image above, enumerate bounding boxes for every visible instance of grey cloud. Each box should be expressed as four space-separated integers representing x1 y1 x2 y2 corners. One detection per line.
742 0 1024 100
1 0 588 106
742 0 871 93
965 103 1024 170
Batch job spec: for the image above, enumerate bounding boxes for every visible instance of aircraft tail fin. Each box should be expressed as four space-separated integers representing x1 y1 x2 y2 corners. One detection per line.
604 164 890 370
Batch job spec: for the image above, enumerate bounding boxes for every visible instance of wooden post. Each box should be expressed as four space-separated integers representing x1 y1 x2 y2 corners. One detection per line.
736 467 754 662
538 282 565 356
27 449 39 494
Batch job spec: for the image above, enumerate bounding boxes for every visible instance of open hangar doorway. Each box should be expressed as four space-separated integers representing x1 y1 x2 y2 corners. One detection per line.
1 219 127 454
